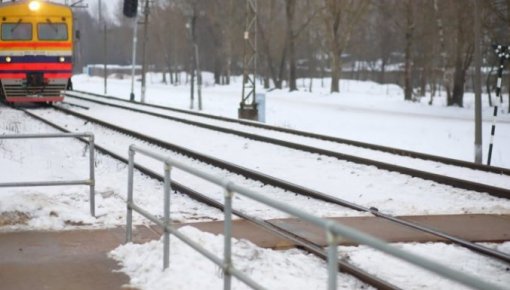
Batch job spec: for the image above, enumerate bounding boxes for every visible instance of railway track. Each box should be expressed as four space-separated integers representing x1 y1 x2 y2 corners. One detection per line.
63 91 510 200
66 90 510 176
15 108 510 280
18 107 397 290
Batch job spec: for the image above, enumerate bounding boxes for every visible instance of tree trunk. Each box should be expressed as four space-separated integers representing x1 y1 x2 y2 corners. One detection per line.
380 59 386 84
486 66 494 107
404 0 414 101
286 0 297 91
450 3 473 108
451 56 465 107
507 0 510 111
224 0 234 85
214 56 221 85
330 48 340 93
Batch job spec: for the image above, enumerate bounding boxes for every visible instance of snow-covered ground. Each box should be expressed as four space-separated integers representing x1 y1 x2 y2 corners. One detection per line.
74 73 510 168
1 74 509 289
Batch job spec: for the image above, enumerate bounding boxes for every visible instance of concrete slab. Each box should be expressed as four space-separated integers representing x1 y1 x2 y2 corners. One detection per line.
0 226 158 290
1 214 508 289
177 214 510 249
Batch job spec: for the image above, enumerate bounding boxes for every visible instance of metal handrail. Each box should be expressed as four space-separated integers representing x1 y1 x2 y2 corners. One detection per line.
0 133 96 216
125 144 503 290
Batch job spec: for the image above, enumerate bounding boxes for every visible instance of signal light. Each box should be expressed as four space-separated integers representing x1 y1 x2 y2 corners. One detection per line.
123 0 138 18
5 56 11 63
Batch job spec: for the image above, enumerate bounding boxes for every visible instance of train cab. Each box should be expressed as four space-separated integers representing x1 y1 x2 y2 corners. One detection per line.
0 0 73 103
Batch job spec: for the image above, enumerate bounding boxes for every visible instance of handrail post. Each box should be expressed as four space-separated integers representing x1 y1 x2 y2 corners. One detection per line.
122 145 503 290
326 229 339 290
88 133 96 217
223 188 234 290
126 146 135 243
163 161 172 269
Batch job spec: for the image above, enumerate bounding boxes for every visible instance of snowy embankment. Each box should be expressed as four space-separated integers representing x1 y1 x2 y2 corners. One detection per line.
74 73 510 168
32 100 510 218
0 107 222 230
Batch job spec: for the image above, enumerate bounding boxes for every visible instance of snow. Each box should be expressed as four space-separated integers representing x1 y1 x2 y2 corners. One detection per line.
110 226 371 290
28 98 510 218
0 107 222 231
1 74 509 289
340 242 510 290
73 73 510 168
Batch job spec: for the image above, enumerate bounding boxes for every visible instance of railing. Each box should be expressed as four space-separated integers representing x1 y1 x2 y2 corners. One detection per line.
125 144 502 290
0 133 96 216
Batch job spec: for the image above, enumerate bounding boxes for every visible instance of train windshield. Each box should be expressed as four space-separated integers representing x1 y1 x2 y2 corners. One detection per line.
38 23 68 40
1 23 33 40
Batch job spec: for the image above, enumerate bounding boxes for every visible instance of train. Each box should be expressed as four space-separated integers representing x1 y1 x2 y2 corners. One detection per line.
0 0 73 103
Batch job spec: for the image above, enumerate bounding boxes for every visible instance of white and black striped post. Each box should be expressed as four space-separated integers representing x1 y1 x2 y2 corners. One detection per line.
487 44 510 165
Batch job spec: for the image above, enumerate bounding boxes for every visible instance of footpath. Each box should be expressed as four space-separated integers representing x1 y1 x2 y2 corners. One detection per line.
0 227 158 290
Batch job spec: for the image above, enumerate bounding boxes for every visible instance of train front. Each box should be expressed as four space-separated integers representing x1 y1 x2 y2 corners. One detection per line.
0 1 73 103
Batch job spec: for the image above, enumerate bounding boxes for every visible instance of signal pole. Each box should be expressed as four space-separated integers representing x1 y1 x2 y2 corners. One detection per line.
140 0 150 103
239 0 258 120
130 10 139 101
487 44 510 165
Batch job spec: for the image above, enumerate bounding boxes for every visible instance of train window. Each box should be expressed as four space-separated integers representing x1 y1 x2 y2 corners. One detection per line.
1 23 32 40
38 23 68 41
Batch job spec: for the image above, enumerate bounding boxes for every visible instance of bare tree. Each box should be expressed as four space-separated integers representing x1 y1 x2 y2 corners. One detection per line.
448 0 474 107
258 0 287 89
321 0 369 93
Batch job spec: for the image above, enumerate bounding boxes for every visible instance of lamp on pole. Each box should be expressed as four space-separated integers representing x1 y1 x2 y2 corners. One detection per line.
123 0 139 101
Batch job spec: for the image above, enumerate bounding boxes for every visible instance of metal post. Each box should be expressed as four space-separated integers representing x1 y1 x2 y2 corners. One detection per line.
473 0 482 164
130 12 139 102
239 0 258 120
195 43 202 111
104 21 107 94
488 45 510 165
141 0 150 103
126 147 135 243
326 230 339 290
186 13 196 110
88 134 95 217
99 0 107 95
223 189 233 290
163 162 172 269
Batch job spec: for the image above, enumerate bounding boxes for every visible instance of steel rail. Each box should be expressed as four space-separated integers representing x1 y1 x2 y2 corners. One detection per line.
66 90 510 176
60 95 510 199
20 108 398 290
35 106 510 264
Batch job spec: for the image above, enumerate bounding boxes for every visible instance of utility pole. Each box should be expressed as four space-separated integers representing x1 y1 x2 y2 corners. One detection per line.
195 42 202 110
130 10 139 102
473 0 482 164
186 16 195 110
99 0 107 95
239 0 258 120
186 7 202 111
140 0 150 103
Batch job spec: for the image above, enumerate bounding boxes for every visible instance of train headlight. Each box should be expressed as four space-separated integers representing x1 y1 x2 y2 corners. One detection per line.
59 57 65 63
29 1 41 11
5 56 11 63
